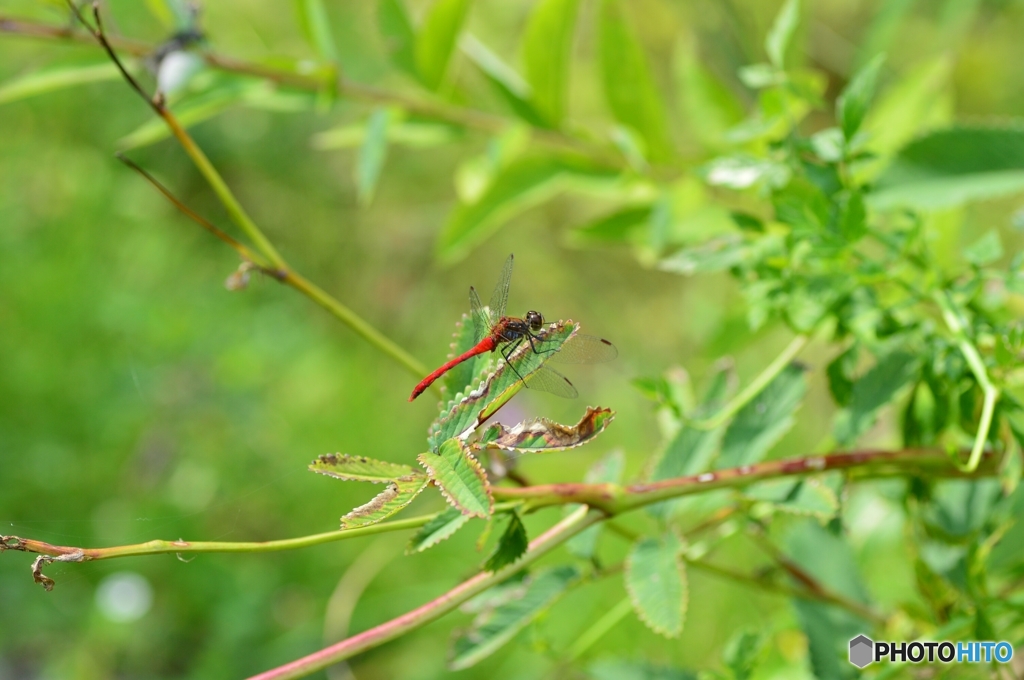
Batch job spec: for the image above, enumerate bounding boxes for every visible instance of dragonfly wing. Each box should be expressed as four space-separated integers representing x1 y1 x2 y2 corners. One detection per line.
488 254 514 321
469 286 490 340
546 334 618 364
523 365 578 399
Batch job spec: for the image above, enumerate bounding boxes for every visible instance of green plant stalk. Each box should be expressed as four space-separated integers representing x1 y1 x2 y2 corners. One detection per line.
933 291 1000 472
247 505 601 680
565 596 632 661
60 3 432 387
689 333 810 430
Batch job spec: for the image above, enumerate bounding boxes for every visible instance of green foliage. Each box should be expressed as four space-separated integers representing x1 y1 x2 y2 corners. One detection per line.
415 0 472 91
418 438 492 517
483 510 528 571
625 533 687 638
449 566 581 669
717 364 806 468
566 449 624 559
522 0 580 127
0 62 120 104
295 0 339 63
356 107 393 206
406 506 470 553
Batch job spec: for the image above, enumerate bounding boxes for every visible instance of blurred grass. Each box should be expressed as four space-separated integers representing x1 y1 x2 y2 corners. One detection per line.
1 0 1022 678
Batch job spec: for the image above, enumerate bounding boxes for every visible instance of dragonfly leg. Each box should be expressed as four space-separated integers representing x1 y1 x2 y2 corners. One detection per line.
527 332 560 356
500 338 526 383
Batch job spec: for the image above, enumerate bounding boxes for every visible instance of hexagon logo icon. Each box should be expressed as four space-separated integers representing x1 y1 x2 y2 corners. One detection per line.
849 634 873 668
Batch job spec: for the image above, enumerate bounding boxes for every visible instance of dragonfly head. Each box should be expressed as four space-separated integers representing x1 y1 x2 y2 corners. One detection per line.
525 310 544 331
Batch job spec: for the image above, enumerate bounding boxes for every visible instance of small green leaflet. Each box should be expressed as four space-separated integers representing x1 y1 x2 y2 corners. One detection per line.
449 566 581 669
378 0 418 79
567 205 652 248
418 438 493 517
406 507 471 554
522 0 581 127
427 321 578 449
625 533 688 638
743 478 839 520
294 0 339 63
596 0 670 162
0 62 120 106
834 350 920 445
837 54 884 142
723 630 763 680
309 453 417 482
589 659 696 680
356 107 392 206
340 474 428 529
483 511 529 571
765 0 800 69
415 0 472 91
716 364 806 469
460 35 546 127
308 453 426 529
477 407 615 453
566 449 625 559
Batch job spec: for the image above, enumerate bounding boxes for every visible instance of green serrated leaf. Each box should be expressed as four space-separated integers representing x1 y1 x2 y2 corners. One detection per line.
871 125 1024 210
295 0 339 62
378 0 419 78
522 0 580 127
625 533 687 638
449 566 581 669
0 63 120 106
597 0 670 162
437 312 492 399
834 350 920 445
567 449 625 559
407 507 471 553
415 0 472 91
478 406 615 453
310 453 417 482
717 364 806 469
419 439 492 517
341 474 428 529
837 54 884 141
765 0 800 69
483 511 529 571
428 321 579 448
356 107 392 206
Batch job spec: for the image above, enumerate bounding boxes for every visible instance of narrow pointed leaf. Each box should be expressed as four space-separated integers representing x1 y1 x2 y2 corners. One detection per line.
765 0 800 69
478 407 615 453
356 107 392 206
837 54 884 141
418 438 493 517
461 35 547 127
522 0 580 126
597 0 670 161
341 474 429 529
744 478 839 520
309 453 417 482
415 0 472 91
0 63 120 105
379 0 419 78
567 206 653 247
428 321 578 448
436 157 568 263
295 0 339 62
625 533 687 638
871 125 1024 210
406 507 471 553
117 82 257 150
567 449 625 559
449 566 581 669
834 350 920 445
483 511 528 571
716 363 806 469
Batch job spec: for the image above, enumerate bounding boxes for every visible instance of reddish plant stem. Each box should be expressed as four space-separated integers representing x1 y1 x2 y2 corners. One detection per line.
247 506 600 680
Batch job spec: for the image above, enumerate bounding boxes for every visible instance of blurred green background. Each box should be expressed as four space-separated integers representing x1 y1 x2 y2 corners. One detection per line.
1 0 1022 678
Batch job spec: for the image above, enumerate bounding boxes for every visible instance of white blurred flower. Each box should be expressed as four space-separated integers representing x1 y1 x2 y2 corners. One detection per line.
96 572 153 622
157 51 203 96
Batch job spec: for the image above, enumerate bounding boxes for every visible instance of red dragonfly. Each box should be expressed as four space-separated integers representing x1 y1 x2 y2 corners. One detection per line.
410 254 617 401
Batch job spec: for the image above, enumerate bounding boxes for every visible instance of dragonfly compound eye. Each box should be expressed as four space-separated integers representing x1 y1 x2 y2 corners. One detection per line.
526 310 544 331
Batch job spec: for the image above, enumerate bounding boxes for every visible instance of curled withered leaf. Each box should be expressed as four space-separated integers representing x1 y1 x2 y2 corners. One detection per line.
32 556 55 592
310 453 417 483
477 406 615 453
